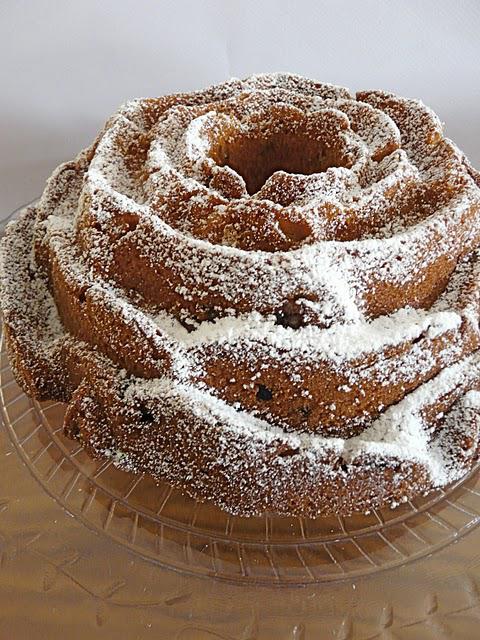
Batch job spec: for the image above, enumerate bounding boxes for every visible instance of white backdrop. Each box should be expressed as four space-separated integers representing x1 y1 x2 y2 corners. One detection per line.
1 0 479 215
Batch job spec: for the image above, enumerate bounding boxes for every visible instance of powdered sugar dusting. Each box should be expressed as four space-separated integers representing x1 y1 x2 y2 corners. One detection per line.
2 72 480 516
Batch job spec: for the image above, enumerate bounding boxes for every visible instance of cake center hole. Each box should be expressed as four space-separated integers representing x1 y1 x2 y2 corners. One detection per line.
211 133 346 195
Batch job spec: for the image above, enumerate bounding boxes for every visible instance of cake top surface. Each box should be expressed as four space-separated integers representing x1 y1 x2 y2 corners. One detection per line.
2 73 480 507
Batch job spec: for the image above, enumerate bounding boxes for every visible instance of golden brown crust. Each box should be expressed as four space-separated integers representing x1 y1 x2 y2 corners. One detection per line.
2 74 480 517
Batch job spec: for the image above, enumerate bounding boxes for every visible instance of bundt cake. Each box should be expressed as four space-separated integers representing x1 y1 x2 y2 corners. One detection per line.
2 73 480 517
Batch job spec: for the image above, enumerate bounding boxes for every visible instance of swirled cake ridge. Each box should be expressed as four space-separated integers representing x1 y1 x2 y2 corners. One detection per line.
2 73 480 516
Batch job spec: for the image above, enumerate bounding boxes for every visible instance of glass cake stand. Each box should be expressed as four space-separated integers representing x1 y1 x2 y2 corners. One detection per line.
2 203 480 639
